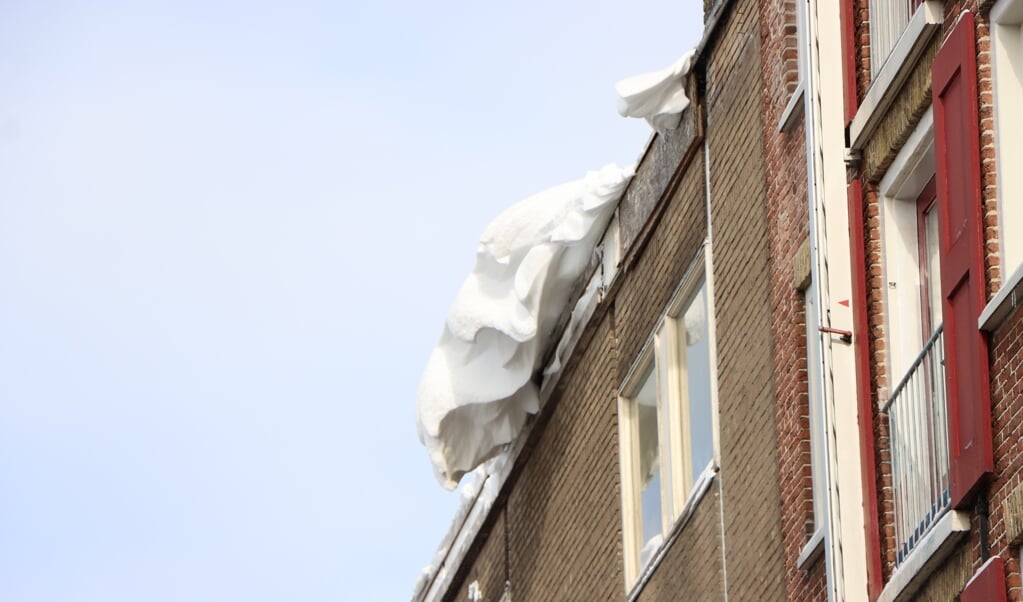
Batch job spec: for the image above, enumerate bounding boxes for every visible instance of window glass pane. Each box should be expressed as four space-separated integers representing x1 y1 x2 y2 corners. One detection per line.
806 285 827 528
924 206 942 332
682 280 714 482
634 366 663 553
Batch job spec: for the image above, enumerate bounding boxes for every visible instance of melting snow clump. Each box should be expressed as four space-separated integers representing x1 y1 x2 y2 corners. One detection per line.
616 49 696 131
416 164 634 489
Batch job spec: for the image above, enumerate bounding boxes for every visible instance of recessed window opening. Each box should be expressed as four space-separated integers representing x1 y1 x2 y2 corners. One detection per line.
618 265 715 588
991 0 1023 272
879 111 951 565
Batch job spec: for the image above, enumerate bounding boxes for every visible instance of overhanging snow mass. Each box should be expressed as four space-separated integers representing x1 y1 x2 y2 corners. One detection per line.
615 50 696 131
416 164 634 489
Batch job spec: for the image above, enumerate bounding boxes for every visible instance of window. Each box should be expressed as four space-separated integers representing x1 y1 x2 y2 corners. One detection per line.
868 0 925 77
848 1 941 149
915 178 941 343
618 273 714 587
879 112 951 565
880 112 937 378
991 0 1023 273
800 279 828 566
779 0 808 132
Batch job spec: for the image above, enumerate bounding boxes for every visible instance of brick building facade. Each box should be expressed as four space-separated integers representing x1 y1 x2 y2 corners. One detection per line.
843 0 1023 599
414 1 790 600
413 0 1023 600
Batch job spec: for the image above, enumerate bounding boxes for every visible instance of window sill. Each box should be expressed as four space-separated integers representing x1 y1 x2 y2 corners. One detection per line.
877 510 970 602
796 527 825 570
848 1 943 150
626 462 717 602
777 81 805 133
980 261 1023 332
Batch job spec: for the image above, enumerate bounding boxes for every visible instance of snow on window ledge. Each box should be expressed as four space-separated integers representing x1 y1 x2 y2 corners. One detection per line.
626 461 717 602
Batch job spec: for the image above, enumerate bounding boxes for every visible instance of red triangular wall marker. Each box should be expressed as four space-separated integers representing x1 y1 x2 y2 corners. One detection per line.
838 299 850 307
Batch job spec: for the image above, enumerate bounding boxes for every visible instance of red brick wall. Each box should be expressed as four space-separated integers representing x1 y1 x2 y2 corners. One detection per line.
757 0 829 596
989 305 1023 602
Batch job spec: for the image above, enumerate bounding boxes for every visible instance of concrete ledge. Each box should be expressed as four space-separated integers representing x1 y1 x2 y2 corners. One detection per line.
626 462 717 602
849 1 942 151
980 261 1023 331
878 510 971 602
796 527 825 570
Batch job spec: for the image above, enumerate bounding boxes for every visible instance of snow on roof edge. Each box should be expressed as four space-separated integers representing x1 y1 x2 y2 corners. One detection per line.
411 269 606 602
415 164 634 490
615 49 697 131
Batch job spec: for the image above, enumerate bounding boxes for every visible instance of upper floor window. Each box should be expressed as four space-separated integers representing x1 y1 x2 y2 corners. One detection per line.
869 0 925 76
779 0 809 131
879 112 951 565
991 0 1023 274
618 270 715 588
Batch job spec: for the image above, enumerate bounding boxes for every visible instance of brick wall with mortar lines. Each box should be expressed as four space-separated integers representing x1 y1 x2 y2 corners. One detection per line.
437 313 620 602
635 486 725 601
506 315 622 602
614 152 707 384
704 0 786 599
850 1 1023 597
758 0 829 597
445 507 508 602
610 113 723 600
989 305 1023 601
436 2 818 600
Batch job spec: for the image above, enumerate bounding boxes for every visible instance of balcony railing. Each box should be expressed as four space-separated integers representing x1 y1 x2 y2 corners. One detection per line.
882 325 949 565
869 0 926 76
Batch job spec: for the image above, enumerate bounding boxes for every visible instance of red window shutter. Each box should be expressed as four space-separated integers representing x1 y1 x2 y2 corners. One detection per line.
960 557 1008 602
932 11 994 507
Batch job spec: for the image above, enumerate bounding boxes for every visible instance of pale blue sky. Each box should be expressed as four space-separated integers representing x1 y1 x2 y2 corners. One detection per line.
0 1 702 600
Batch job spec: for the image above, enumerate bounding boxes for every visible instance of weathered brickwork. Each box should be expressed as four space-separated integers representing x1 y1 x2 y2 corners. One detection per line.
446 507 508 602
861 39 940 183
758 0 829 596
988 304 1023 602
505 315 622 602
705 2 786 600
636 487 725 601
615 151 707 384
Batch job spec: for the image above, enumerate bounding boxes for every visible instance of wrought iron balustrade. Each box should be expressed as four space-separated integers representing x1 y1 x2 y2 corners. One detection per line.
882 325 949 565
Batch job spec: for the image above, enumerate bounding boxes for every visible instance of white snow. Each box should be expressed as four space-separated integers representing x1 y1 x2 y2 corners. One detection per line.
413 456 510 602
615 50 697 131
638 534 664 571
416 164 634 489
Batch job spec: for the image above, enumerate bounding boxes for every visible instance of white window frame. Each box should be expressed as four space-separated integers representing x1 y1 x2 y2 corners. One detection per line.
779 0 809 132
797 278 828 568
991 0 1023 276
849 1 943 150
618 253 718 589
880 109 936 380
877 110 961 593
